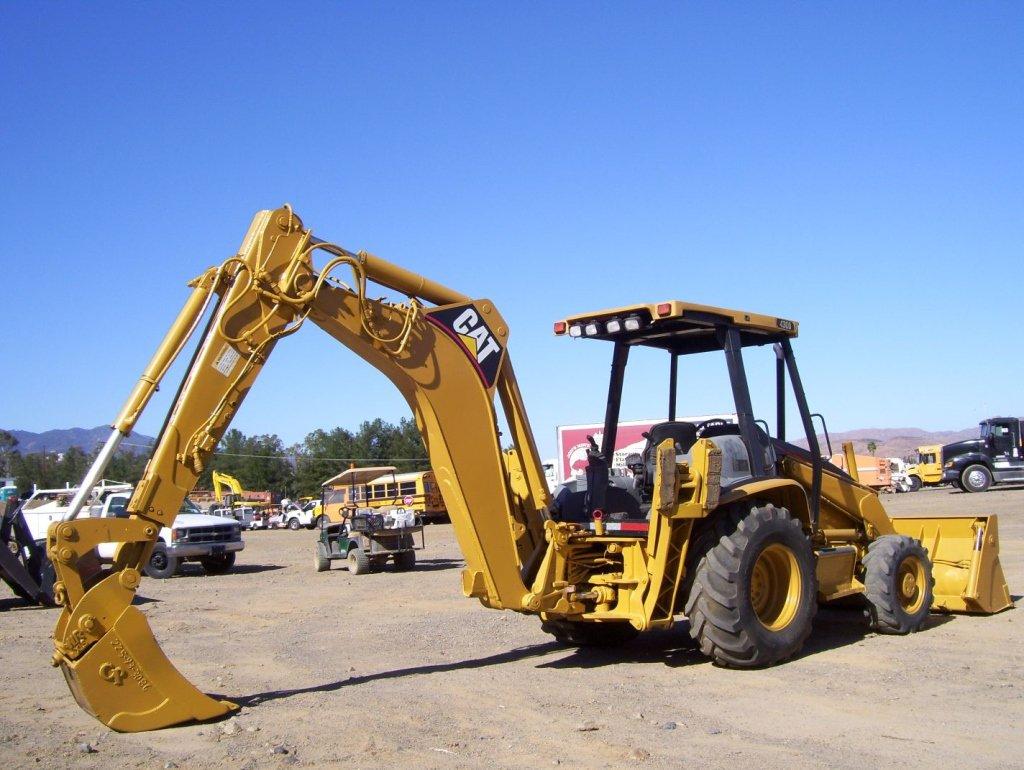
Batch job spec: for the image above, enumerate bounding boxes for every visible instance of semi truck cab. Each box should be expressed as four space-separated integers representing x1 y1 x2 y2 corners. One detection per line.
942 417 1024 492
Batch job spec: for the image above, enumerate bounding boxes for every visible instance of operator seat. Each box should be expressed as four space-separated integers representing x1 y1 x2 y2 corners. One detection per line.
642 421 698 480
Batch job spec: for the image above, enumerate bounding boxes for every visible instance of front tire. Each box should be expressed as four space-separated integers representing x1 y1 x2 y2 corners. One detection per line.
144 545 179 579
287 518 302 531
862 535 933 634
960 464 992 493
541 619 640 647
200 552 236 575
685 501 817 668
908 475 923 492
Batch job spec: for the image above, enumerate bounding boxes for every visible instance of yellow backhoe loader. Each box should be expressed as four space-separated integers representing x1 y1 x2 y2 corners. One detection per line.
48 207 1012 732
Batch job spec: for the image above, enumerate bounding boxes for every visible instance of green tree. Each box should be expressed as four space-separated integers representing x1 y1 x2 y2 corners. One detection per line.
0 429 18 480
201 429 295 497
294 426 357 496
105 449 149 485
866 441 878 456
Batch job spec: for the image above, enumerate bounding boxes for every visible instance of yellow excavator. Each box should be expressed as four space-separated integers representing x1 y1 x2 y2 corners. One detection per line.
48 206 1012 732
210 470 244 508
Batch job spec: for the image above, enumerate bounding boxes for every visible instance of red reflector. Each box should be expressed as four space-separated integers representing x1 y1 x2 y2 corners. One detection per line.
656 303 672 317
553 321 567 335
592 509 604 521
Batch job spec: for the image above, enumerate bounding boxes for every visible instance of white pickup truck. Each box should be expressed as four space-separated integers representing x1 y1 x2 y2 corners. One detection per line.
21 484 244 579
100 494 244 578
281 499 320 530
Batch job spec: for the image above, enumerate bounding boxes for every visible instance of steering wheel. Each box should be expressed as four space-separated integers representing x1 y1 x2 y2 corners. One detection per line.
695 418 730 437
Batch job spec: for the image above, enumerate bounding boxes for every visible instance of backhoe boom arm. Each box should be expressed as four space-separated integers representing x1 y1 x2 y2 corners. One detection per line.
49 206 550 731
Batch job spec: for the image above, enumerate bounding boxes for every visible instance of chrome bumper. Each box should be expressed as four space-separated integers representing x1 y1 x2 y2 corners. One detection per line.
166 541 244 558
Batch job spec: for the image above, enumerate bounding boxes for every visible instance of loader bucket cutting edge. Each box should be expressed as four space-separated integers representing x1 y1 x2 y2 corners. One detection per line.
58 604 237 732
889 514 1013 614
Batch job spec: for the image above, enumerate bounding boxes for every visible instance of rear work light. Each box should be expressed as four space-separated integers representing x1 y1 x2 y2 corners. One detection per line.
584 321 600 336
656 302 673 317
623 315 642 331
568 324 583 338
605 318 622 334
553 321 567 335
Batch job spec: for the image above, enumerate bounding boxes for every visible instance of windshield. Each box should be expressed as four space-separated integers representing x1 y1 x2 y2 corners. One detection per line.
179 498 201 515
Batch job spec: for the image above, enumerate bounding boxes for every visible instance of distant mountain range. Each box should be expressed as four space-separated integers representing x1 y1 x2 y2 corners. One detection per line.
4 426 156 455
4 423 988 461
795 426 979 459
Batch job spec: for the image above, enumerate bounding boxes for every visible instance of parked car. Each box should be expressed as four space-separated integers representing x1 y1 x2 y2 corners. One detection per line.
100 494 245 578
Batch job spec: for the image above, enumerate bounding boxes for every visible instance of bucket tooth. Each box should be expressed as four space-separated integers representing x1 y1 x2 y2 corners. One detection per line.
58 605 237 732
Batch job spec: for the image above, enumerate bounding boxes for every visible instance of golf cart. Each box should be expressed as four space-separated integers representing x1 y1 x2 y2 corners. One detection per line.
315 466 425 574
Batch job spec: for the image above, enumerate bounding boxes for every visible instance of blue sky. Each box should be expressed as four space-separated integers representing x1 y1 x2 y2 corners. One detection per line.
1 2 1021 459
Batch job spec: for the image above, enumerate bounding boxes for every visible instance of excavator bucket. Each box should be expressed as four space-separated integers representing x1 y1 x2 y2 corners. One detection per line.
890 514 1013 614
57 604 237 732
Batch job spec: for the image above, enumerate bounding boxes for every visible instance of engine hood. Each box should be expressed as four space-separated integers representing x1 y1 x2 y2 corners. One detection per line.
942 438 985 459
171 513 242 529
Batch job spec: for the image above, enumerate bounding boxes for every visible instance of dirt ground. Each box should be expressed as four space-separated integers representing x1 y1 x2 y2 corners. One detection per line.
2 487 1022 769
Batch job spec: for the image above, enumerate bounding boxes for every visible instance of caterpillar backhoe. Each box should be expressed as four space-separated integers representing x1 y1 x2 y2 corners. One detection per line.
48 206 1012 732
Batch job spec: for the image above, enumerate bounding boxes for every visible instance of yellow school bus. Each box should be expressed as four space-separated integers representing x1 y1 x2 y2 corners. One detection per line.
364 470 446 520
321 466 447 524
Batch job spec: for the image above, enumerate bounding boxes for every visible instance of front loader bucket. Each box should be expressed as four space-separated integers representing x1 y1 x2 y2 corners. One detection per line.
58 604 237 732
890 514 1013 614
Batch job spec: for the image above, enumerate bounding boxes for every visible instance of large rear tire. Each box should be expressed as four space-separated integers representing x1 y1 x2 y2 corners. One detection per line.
907 475 923 492
862 535 933 634
541 619 639 647
685 501 817 667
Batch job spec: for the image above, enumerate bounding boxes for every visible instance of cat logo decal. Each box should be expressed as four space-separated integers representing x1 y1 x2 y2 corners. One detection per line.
426 304 505 388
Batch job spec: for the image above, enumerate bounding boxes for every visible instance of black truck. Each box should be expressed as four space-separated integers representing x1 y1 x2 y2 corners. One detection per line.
942 417 1024 492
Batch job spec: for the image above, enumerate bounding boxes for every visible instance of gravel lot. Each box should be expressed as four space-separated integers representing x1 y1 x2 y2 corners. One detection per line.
2 486 1021 769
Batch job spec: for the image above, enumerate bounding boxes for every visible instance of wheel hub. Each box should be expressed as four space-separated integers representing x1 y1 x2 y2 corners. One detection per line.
750 543 802 631
967 470 986 488
896 555 925 613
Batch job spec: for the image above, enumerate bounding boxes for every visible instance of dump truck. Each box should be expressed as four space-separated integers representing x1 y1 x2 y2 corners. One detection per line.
47 206 1012 732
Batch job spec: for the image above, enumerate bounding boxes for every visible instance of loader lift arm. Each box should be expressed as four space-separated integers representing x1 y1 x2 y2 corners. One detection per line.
49 206 551 731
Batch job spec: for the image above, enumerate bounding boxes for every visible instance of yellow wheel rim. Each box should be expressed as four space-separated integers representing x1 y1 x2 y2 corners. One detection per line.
750 543 802 631
897 554 926 614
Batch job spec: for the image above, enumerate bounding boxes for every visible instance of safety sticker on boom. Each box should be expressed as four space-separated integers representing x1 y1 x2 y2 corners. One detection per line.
427 303 505 388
